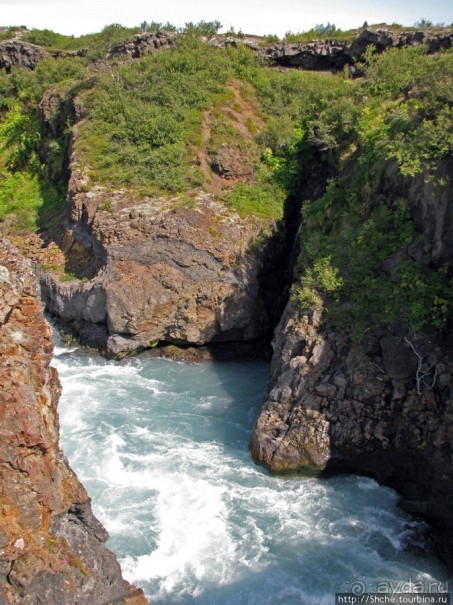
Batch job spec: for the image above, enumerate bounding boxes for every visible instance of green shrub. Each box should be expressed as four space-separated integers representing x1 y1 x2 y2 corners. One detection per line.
0 170 63 229
77 41 238 192
222 181 285 219
284 25 356 43
22 24 141 54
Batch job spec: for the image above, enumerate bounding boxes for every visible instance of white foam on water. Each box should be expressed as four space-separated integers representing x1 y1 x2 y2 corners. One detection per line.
54 340 452 604
121 476 239 601
53 344 80 356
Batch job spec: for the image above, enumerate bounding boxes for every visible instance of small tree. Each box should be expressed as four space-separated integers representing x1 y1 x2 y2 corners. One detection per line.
313 22 338 37
414 18 433 28
139 21 175 33
184 20 222 38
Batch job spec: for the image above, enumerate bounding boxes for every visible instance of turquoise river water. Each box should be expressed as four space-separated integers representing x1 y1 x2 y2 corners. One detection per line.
53 342 451 604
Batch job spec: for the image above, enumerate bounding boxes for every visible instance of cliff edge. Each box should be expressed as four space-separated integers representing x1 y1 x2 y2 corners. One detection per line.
251 303 453 566
250 160 453 568
0 240 147 604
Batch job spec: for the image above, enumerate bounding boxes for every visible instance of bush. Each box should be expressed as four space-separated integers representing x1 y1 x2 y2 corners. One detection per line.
222 181 285 219
284 25 356 43
78 42 234 192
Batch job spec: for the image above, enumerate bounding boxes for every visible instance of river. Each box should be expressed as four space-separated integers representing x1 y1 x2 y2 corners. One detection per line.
53 342 451 604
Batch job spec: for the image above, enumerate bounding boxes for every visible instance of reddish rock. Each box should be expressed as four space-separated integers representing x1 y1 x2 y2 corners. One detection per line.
0 240 148 604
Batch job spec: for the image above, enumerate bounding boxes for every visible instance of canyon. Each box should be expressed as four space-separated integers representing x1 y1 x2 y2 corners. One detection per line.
0 240 147 604
0 23 452 601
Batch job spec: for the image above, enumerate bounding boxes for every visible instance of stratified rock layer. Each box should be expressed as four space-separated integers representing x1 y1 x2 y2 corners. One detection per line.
251 303 453 567
0 240 147 604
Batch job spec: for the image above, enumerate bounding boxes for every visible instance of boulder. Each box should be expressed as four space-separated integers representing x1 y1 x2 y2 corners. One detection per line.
0 40 44 71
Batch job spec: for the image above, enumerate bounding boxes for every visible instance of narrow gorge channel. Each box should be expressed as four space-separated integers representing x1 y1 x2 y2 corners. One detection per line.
53 336 451 604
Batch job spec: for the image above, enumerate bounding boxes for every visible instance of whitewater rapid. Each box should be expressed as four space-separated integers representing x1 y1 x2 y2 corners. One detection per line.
53 343 451 604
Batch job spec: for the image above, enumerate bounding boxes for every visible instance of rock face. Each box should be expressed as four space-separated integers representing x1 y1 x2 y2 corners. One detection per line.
0 40 44 72
251 148 453 567
41 190 271 355
0 240 147 604
108 31 176 59
250 302 453 567
265 28 453 72
39 118 274 356
398 158 453 268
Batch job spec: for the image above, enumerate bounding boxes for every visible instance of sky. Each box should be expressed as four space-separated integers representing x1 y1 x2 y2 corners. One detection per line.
1 0 452 38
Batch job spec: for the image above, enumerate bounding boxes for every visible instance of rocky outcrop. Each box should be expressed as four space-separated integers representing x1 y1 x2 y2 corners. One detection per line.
3 27 452 77
0 240 147 604
39 127 274 356
393 158 453 268
108 31 176 59
39 87 79 138
41 190 271 355
251 152 453 568
251 302 453 567
27 67 281 358
265 28 453 72
266 39 350 71
0 40 44 72
348 28 453 58
207 35 260 51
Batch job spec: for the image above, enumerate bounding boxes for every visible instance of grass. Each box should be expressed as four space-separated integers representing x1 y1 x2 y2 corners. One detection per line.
0 101 65 230
75 40 234 194
0 21 451 340
0 26 25 42
221 176 285 219
0 171 62 229
284 28 358 44
22 24 142 56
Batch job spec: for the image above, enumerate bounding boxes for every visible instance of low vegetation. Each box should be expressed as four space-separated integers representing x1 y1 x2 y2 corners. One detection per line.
0 55 88 229
0 22 451 336
22 24 142 55
289 46 453 337
284 23 358 43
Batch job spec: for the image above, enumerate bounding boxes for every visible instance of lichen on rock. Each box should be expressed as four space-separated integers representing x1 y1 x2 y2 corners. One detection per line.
0 240 147 604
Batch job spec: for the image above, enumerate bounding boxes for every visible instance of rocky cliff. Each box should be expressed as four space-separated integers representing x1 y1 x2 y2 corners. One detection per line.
250 303 453 565
265 28 453 72
0 240 147 604
39 108 277 356
250 159 453 567
1 18 452 578
41 191 272 356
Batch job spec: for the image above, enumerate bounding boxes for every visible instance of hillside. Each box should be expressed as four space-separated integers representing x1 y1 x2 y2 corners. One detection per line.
1 24 451 347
